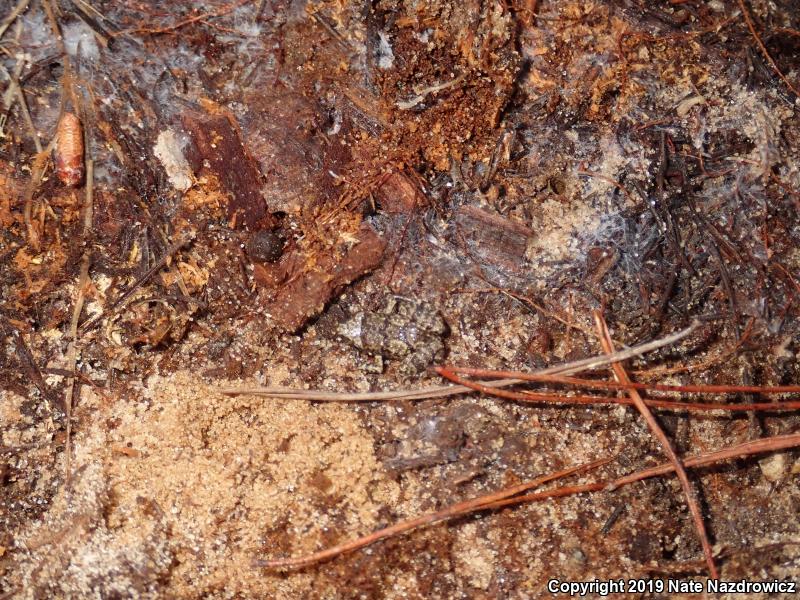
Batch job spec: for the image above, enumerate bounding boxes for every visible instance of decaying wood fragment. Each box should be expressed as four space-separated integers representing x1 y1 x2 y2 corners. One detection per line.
182 105 276 231
153 129 193 192
376 171 426 214
258 224 386 331
454 205 534 277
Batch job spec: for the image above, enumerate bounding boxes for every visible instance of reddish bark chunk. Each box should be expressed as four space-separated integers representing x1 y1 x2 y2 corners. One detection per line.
376 172 427 214
259 225 386 331
182 106 276 231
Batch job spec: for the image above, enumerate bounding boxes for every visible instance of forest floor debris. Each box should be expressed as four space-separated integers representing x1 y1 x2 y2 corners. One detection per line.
1 0 800 597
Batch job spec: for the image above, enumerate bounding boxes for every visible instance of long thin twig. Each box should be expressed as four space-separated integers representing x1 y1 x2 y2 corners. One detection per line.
258 432 800 570
220 321 700 399
63 159 93 490
113 0 250 36
634 318 755 377
224 320 800 413
0 60 43 153
440 366 800 396
63 254 89 490
256 458 610 569
434 367 800 412
593 312 718 579
221 378 522 402
477 432 800 511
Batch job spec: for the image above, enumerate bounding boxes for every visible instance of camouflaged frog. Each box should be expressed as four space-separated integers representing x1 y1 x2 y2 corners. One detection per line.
338 297 449 377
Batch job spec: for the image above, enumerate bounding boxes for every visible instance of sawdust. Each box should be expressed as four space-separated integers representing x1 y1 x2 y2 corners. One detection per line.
11 371 406 598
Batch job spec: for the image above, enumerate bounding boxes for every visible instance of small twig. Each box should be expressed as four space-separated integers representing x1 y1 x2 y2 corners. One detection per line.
618 14 739 59
439 366 800 396
462 286 605 342
70 0 116 29
22 145 57 251
476 432 800 511
576 168 636 205
219 321 699 399
0 315 55 407
608 432 800 489
257 432 800 570
434 367 800 412
254 0 266 22
309 10 353 53
0 61 43 153
593 311 718 578
396 74 465 110
78 233 193 334
634 318 755 377
113 0 250 36
1 58 23 109
63 253 89 490
773 27 800 40
222 377 524 402
43 0 69 60
63 159 93 490
69 0 111 48
523 0 538 27
82 159 93 231
256 457 609 569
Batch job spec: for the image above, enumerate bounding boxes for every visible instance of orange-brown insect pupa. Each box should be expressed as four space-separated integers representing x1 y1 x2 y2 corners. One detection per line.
54 112 84 187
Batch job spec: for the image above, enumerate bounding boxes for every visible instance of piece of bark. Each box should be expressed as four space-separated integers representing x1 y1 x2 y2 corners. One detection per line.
260 225 386 331
376 172 426 214
454 205 534 276
182 104 276 231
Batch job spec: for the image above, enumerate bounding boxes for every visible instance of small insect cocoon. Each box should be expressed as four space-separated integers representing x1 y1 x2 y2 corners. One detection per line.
54 112 84 187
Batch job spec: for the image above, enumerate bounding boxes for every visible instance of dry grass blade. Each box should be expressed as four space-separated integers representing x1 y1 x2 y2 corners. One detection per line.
593 311 718 579
255 458 610 569
220 321 699 400
0 0 30 41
